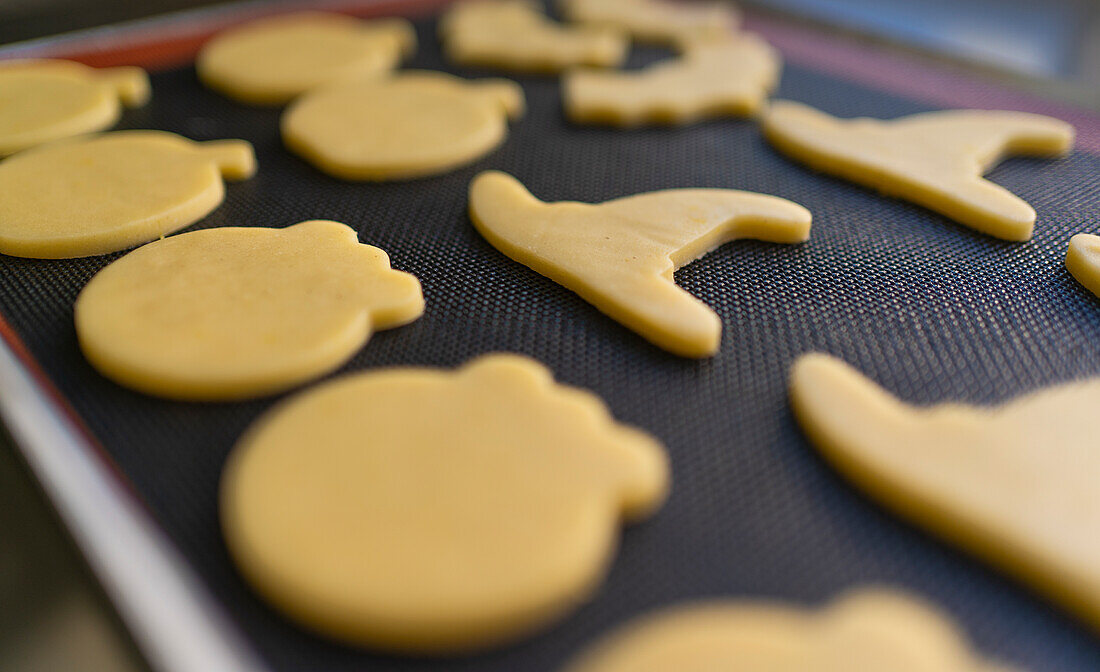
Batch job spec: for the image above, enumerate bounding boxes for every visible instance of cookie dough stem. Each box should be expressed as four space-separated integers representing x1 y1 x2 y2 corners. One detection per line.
95 66 151 107
198 139 257 180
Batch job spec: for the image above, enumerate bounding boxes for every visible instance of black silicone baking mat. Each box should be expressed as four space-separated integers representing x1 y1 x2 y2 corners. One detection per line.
3 5 1100 670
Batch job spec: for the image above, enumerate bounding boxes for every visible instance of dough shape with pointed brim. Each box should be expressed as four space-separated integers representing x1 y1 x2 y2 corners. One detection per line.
1066 233 1100 300
75 220 423 401
441 0 627 73
790 353 1100 632
0 59 149 157
565 588 1013 672
564 33 779 126
469 171 811 357
197 12 416 105
560 0 739 45
763 101 1074 241
0 130 255 259
220 353 668 650
283 71 524 180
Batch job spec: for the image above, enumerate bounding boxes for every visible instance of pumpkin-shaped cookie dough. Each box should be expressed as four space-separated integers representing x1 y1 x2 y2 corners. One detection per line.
0 130 255 258
221 354 668 651
0 59 149 156
75 220 423 400
282 71 524 180
1066 233 1100 300
197 12 416 105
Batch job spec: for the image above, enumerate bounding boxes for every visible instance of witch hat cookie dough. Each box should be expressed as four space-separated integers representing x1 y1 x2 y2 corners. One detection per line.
220 354 667 650
441 0 627 73
0 59 150 157
469 171 811 357
790 353 1100 631
564 34 779 126
0 131 255 259
560 0 739 46
565 588 1011 672
763 101 1074 241
75 221 423 401
197 12 416 105
1066 233 1100 300
283 71 524 180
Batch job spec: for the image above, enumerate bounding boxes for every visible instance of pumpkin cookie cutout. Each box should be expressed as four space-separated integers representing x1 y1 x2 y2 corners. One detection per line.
220 353 668 651
560 0 739 46
790 353 1100 632
0 131 255 259
75 220 423 401
565 588 1013 672
1066 233 1100 300
0 59 149 157
763 101 1074 241
564 34 779 126
441 0 627 73
197 12 416 105
283 71 524 180
469 171 811 357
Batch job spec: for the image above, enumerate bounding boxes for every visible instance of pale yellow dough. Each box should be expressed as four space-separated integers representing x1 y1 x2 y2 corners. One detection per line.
441 0 627 73
565 588 1013 672
220 353 668 651
790 353 1100 633
283 71 524 180
763 101 1074 241
197 12 416 105
75 220 423 401
0 131 255 259
564 33 779 126
1066 233 1100 299
0 59 149 157
560 0 739 45
469 171 811 357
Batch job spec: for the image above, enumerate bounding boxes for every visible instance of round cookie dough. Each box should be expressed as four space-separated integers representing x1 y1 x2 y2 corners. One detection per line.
282 70 524 180
0 130 255 259
197 12 416 105
0 59 150 157
75 220 424 401
220 354 668 651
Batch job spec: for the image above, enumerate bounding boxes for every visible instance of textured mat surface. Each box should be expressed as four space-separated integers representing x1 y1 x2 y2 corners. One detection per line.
3 13 1100 672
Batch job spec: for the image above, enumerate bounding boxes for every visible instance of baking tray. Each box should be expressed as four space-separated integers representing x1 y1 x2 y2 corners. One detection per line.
2 1 1100 670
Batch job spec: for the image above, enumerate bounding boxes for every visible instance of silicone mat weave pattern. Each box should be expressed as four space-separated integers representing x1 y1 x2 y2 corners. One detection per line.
2 15 1100 671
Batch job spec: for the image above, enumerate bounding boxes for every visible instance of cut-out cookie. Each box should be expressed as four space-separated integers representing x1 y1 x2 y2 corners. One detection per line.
197 12 416 105
441 0 627 73
0 131 255 259
565 588 1012 672
75 220 422 401
564 34 779 126
220 353 667 650
469 171 811 357
763 101 1074 241
283 71 524 180
560 0 739 45
790 353 1100 632
1066 233 1100 300
0 59 149 157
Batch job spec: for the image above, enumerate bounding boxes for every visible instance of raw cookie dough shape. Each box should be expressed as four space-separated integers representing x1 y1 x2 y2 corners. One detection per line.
1066 233 1100 300
564 588 1012 672
790 353 1100 632
75 220 423 401
564 33 779 126
0 130 255 259
220 353 668 650
283 71 524 180
469 171 811 357
197 12 416 105
560 0 739 46
0 59 150 157
763 100 1074 241
441 0 627 73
